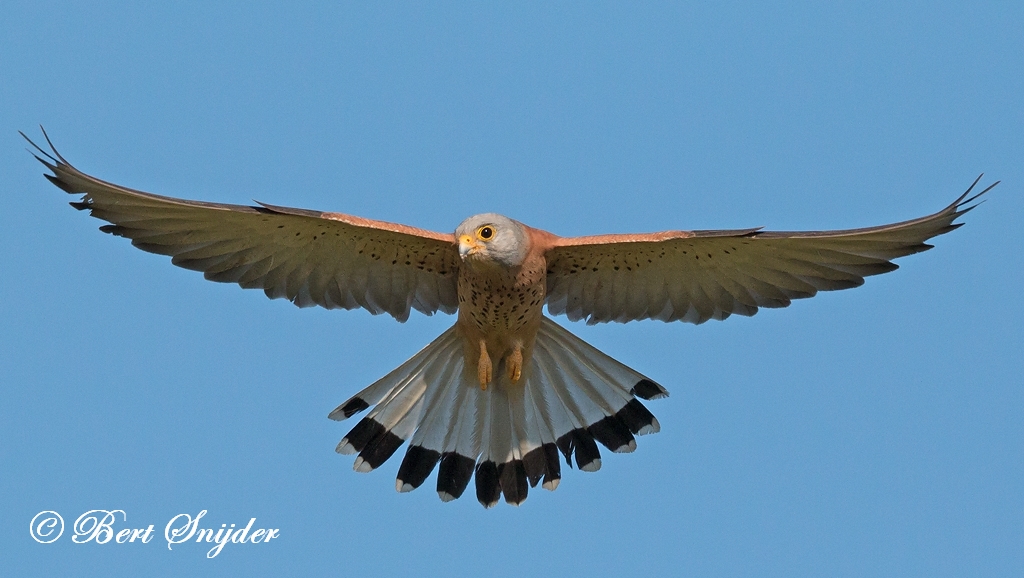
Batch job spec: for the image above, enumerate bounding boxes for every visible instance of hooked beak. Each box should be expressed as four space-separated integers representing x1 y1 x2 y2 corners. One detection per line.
459 234 481 259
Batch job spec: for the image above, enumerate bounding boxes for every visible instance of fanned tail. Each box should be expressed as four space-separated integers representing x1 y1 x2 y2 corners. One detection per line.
329 317 668 508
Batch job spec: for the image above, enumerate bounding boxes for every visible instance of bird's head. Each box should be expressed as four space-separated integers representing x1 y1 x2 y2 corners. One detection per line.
455 213 529 268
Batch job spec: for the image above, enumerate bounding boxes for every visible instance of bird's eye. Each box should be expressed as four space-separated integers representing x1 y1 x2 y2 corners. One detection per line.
477 226 494 240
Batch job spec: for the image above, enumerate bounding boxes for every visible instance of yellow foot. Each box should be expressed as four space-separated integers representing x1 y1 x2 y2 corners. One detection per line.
507 347 523 383
477 340 492 390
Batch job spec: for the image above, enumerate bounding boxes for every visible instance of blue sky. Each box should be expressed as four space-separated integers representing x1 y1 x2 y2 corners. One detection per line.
2 2 1021 576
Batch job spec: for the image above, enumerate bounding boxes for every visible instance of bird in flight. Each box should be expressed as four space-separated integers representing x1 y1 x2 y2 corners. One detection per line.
24 130 996 508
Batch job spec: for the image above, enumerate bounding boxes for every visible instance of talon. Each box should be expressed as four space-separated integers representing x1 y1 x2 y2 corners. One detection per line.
507 346 523 383
478 340 492 390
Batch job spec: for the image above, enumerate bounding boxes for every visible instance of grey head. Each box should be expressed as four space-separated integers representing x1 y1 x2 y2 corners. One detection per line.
455 213 530 268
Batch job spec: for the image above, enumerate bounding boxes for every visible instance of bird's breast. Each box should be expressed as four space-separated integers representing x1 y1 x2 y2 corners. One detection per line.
456 259 547 336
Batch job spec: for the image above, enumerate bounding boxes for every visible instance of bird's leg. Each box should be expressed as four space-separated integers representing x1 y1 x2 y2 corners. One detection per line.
477 339 492 390
506 344 523 384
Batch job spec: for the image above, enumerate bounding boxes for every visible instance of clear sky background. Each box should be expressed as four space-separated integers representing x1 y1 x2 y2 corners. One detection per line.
2 2 1021 576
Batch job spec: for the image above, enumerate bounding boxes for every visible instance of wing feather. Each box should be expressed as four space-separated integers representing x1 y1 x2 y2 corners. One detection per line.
25 132 461 321
546 177 996 324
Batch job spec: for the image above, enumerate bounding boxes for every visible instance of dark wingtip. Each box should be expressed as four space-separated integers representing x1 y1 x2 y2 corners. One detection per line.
39 125 71 165
44 173 78 194
22 126 73 167
956 175 999 210
21 128 60 166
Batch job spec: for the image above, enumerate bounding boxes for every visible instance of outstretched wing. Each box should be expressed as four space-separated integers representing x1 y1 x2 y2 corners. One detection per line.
545 177 997 324
26 132 461 321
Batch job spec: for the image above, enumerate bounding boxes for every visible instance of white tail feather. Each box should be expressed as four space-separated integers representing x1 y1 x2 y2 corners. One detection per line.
331 317 666 507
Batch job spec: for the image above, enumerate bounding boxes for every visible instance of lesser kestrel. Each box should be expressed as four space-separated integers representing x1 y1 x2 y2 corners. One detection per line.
25 131 996 508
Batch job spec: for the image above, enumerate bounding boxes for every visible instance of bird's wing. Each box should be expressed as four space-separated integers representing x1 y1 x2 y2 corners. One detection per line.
25 132 461 321
544 177 996 325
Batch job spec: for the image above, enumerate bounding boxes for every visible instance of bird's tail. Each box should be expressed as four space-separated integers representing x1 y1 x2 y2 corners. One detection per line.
329 317 668 508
